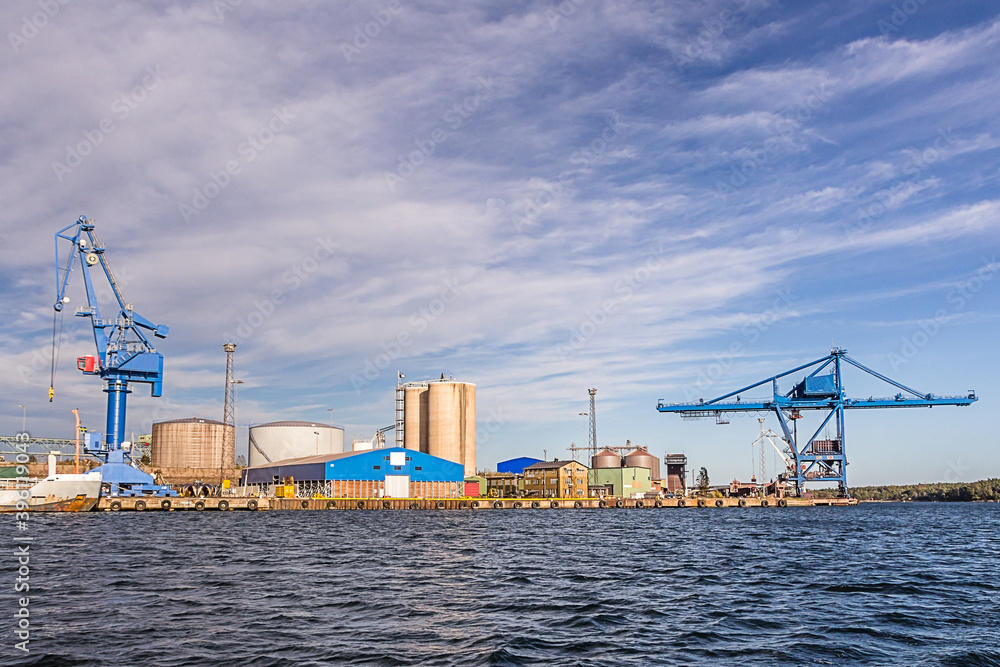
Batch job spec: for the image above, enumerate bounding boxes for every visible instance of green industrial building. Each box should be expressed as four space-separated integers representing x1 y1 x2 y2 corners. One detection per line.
589 467 652 498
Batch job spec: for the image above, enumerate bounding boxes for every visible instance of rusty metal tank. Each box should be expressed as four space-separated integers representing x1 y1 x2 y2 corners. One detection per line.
624 447 660 481
591 448 623 469
151 417 228 469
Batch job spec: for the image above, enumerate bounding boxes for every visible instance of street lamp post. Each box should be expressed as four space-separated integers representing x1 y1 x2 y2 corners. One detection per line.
313 431 320 456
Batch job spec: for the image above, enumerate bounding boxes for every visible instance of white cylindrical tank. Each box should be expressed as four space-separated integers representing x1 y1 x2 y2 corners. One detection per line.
248 421 345 467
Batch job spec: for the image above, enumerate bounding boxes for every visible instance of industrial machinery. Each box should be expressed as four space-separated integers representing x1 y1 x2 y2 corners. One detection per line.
51 216 176 497
657 347 977 497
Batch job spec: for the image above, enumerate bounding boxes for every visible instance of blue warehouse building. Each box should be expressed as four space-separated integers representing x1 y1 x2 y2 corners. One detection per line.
241 447 464 499
497 456 544 475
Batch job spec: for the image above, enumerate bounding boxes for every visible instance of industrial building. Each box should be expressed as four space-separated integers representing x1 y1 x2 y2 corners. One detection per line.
664 454 687 494
151 417 229 485
590 467 652 498
523 460 589 497
485 473 522 497
241 447 463 499
248 420 345 467
497 456 543 475
402 376 476 476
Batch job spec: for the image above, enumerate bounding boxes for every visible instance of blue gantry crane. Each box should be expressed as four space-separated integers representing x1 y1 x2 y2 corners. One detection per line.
51 215 176 496
657 348 977 497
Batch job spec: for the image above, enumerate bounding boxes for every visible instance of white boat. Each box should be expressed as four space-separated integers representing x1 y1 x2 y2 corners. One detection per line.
0 453 102 512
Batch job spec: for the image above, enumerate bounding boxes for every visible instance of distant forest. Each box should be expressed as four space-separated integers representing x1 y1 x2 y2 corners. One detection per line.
814 479 1000 502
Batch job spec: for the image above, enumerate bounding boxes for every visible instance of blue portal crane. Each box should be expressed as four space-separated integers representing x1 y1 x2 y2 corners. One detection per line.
52 215 176 496
657 348 977 496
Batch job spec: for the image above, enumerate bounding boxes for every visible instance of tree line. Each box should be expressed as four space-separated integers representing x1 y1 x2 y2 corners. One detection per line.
814 478 1000 502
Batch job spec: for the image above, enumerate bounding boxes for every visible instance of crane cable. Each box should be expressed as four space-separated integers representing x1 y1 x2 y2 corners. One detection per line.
49 308 64 402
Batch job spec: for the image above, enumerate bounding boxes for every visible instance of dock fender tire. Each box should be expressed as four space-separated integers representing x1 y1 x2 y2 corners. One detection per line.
437 501 446 509
160 499 172 510
636 500 644 509
654 500 663 508
574 501 583 508
383 501 391 510
598 500 608 508
778 499 788 508
738 499 747 508
134 500 146 512
531 501 540 509
513 501 523 509
110 500 122 512
761 499 770 508
677 499 686 508
715 499 724 508
356 500 365 509
218 500 230 511
301 501 309 509
615 500 624 508
494 501 503 509
697 498 707 508
410 502 419 510
550 501 559 509
195 500 206 511
326 500 336 510
247 499 259 511
471 501 480 509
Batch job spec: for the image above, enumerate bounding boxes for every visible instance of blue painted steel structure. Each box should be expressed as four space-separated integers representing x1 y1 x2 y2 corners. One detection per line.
242 447 464 485
53 216 175 496
657 348 977 496
497 456 543 475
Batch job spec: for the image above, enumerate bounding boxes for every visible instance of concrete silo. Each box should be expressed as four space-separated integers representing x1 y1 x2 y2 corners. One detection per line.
403 377 476 476
248 421 345 467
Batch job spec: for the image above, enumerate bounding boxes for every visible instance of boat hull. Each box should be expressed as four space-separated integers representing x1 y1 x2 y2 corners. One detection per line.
0 474 102 512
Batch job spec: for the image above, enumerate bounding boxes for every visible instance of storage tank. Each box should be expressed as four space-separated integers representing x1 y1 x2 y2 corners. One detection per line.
592 448 623 469
248 421 344 467
624 447 660 481
405 378 476 476
403 385 429 452
151 417 228 469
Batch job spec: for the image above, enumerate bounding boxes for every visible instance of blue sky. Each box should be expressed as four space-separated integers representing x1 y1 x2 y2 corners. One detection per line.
2 0 998 486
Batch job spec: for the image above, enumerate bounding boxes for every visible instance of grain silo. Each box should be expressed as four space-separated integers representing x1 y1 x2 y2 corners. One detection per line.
152 417 228 469
402 376 476 477
591 448 622 470
403 385 429 452
624 447 660 482
248 421 345 467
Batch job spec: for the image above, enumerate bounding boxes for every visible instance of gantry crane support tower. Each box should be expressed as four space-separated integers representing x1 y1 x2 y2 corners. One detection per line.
657 348 977 496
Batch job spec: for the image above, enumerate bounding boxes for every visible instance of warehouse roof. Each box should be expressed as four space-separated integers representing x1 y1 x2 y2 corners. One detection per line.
243 448 366 470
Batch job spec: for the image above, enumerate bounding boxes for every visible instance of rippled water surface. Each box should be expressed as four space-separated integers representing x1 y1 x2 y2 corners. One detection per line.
3 503 999 666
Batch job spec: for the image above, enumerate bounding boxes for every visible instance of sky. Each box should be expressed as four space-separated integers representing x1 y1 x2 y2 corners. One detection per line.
1 0 998 487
